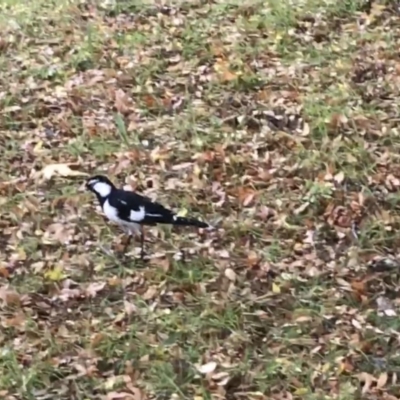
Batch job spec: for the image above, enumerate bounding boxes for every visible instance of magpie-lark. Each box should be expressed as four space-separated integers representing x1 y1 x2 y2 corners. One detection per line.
86 175 209 258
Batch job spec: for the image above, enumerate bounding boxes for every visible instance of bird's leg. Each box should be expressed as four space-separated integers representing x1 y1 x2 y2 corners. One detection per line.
123 234 132 253
119 225 133 257
127 224 145 260
140 228 145 259
181 248 186 263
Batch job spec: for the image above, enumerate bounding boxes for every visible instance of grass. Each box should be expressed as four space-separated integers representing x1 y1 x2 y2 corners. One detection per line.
1 0 400 399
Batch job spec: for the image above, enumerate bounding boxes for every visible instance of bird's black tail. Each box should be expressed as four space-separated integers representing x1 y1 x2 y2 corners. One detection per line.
171 215 209 228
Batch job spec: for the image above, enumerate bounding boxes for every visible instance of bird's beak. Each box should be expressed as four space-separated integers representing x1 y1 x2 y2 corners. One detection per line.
79 181 89 193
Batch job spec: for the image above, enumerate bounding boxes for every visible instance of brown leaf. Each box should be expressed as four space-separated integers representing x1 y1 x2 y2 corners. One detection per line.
91 333 106 347
338 359 354 374
2 311 26 328
86 282 106 297
43 223 72 244
0 286 21 307
376 372 388 389
142 94 157 109
114 88 131 114
0 266 10 278
126 385 144 400
36 164 88 180
214 58 239 82
237 187 257 207
246 251 260 269
142 286 158 300
350 279 367 295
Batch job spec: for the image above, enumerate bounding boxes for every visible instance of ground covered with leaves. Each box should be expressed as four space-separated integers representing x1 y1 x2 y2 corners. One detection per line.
1 0 400 399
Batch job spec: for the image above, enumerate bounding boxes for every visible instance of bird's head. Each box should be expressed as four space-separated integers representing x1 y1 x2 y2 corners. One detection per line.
86 175 115 198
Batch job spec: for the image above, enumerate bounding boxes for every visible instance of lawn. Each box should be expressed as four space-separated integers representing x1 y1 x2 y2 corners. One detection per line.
1 0 400 399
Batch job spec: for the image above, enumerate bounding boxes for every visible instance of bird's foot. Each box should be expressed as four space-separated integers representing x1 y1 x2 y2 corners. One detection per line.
139 248 152 262
121 247 149 262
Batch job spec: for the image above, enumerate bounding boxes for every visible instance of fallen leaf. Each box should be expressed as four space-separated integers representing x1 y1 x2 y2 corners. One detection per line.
293 388 309 395
114 88 131 114
37 164 88 180
224 268 236 282
124 300 138 316
214 58 239 82
197 361 217 374
218 249 230 259
104 375 131 390
272 282 281 293
294 202 310 215
376 372 388 389
0 287 21 307
150 258 170 272
237 187 257 206
377 296 397 317
106 392 136 400
0 266 10 278
351 318 363 330
338 359 354 374
125 385 144 400
44 265 66 281
91 333 106 347
334 171 345 184
86 282 106 297
358 372 375 394
142 286 158 300
43 223 72 244
351 279 367 295
212 371 230 386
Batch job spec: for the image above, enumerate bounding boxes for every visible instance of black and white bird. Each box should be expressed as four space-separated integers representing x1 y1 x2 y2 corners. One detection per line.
86 175 209 258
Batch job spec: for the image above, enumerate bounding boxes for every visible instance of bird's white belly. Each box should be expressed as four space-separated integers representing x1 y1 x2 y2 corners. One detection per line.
103 199 122 223
103 199 142 234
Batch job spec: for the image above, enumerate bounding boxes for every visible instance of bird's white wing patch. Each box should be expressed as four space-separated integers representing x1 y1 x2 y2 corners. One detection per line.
103 200 143 235
92 181 112 197
130 206 146 222
145 213 163 218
